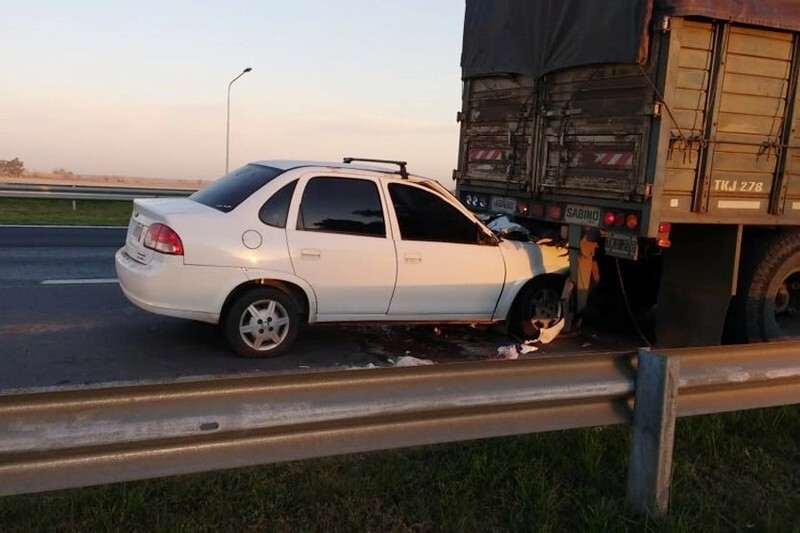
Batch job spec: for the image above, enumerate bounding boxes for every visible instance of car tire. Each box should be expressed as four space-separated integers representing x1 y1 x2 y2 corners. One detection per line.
513 276 565 339
224 287 300 357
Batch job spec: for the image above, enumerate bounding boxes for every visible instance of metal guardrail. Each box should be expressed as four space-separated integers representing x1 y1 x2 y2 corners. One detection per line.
1 343 799 514
0 183 194 201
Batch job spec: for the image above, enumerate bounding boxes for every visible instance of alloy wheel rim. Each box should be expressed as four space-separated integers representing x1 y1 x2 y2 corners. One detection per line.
238 298 290 351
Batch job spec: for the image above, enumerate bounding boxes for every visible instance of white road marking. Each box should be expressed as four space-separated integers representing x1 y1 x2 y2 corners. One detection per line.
40 278 119 285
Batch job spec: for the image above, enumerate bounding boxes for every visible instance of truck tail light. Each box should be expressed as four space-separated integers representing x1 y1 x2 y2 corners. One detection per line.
603 212 616 227
625 214 639 230
517 201 529 215
532 203 545 218
657 222 672 248
144 223 184 255
548 205 563 220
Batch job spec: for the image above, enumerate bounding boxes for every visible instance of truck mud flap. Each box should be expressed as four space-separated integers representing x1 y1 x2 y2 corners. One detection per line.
655 225 740 347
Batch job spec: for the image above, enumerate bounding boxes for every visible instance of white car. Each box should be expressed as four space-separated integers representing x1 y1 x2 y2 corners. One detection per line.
115 158 569 357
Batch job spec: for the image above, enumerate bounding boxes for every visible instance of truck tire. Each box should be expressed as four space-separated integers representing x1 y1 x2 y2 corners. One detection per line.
735 231 800 342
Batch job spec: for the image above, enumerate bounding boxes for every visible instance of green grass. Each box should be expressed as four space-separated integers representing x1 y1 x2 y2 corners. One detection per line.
1 406 798 532
0 198 132 226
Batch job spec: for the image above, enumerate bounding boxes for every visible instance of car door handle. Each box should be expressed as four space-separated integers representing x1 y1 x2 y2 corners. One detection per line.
404 254 422 264
301 248 321 259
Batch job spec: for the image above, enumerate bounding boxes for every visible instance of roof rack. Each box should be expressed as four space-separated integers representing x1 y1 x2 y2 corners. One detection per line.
343 157 408 179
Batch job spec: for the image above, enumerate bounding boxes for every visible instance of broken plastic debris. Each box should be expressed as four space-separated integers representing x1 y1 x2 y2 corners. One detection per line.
537 318 565 344
496 342 539 360
394 355 435 367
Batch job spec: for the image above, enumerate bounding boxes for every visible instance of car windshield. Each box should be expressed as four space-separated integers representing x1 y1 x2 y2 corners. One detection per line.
190 164 285 212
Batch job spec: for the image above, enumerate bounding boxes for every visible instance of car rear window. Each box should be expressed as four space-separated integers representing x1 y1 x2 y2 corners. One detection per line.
190 164 285 212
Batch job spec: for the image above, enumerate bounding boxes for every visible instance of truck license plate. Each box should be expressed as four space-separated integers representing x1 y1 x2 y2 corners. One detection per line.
490 196 517 215
564 204 601 227
605 233 638 260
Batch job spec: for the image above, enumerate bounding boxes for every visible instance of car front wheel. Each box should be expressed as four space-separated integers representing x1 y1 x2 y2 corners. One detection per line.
513 276 565 339
224 287 300 357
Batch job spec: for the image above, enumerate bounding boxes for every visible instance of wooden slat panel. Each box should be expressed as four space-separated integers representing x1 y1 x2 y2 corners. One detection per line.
672 87 706 111
676 68 709 91
718 93 786 117
784 166 800 195
664 168 697 192
726 55 791 79
678 48 711 70
680 21 714 49
716 112 783 136
671 109 706 132
728 30 794 60
711 151 779 174
666 148 703 170
721 73 787 98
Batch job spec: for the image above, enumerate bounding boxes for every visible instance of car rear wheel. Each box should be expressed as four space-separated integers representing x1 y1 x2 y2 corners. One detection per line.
224 287 299 357
513 276 565 338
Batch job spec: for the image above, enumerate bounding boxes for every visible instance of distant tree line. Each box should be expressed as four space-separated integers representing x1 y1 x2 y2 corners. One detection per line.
0 157 25 177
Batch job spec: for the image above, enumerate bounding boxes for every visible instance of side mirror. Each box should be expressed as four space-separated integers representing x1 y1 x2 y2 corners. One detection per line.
476 223 499 246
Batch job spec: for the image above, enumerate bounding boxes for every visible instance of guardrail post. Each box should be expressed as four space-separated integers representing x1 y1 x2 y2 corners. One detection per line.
626 348 680 515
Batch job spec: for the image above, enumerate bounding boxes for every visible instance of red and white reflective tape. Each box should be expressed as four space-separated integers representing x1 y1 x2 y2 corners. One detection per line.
594 153 633 166
469 150 504 161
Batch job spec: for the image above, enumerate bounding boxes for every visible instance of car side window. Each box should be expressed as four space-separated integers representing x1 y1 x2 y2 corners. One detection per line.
259 180 298 228
388 183 478 244
297 177 385 237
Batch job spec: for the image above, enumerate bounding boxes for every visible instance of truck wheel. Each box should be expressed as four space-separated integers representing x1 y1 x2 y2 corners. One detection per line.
737 231 800 342
513 276 565 338
224 287 300 357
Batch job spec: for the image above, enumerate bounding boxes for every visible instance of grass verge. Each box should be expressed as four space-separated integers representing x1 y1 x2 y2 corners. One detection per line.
0 198 132 226
1 406 798 532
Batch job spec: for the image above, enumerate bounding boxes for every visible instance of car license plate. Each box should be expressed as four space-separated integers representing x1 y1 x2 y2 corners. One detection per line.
605 232 638 260
564 204 601 227
490 196 517 215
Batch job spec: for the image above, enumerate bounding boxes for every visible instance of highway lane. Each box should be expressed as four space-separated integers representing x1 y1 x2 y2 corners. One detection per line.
0 226 636 391
0 226 503 390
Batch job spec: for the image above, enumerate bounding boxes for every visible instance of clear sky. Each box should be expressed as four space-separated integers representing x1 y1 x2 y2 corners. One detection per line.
2 1 465 184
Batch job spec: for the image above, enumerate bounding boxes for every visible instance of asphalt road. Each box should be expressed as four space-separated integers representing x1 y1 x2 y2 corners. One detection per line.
0 226 638 392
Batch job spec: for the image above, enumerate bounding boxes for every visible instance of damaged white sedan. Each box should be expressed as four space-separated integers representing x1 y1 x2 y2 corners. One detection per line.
115 158 569 357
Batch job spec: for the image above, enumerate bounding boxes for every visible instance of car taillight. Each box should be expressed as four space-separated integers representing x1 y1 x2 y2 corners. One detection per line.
144 223 184 255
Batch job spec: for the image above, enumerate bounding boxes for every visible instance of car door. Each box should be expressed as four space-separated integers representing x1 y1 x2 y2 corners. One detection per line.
286 175 397 318
385 181 505 317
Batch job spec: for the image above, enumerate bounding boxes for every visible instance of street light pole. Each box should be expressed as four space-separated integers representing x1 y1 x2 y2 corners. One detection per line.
226 67 252 174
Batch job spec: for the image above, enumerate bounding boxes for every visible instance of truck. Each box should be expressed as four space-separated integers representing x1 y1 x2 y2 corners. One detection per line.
454 0 800 347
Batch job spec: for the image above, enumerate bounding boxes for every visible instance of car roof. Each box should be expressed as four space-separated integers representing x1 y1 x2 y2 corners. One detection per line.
249 160 427 181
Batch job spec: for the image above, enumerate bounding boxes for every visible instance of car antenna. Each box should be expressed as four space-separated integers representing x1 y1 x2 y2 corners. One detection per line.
343 157 408 179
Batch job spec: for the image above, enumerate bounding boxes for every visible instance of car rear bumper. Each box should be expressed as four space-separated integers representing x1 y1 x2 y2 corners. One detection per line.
115 248 243 324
